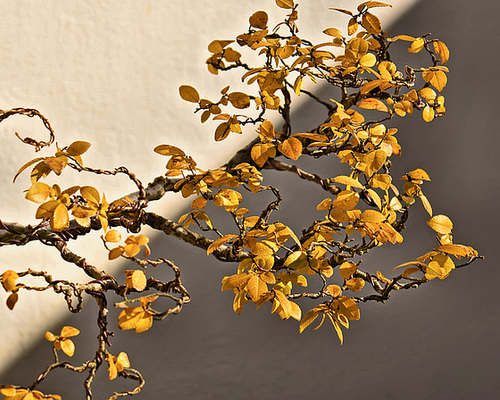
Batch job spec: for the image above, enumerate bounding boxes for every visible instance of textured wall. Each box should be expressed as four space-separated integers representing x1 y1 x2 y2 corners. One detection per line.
0 0 417 375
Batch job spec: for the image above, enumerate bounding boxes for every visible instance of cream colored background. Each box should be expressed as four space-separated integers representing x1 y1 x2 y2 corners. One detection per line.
0 0 416 374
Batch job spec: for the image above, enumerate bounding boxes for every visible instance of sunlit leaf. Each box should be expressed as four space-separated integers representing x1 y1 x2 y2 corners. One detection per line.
278 137 302 160
427 214 453 235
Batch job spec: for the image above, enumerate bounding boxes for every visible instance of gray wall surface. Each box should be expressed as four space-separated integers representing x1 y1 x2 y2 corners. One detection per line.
2 0 499 399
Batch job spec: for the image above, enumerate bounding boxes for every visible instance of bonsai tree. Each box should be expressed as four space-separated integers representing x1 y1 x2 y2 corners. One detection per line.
0 1 481 398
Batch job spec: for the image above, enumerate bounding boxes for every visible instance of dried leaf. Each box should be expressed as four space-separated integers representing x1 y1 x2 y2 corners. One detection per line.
179 85 200 103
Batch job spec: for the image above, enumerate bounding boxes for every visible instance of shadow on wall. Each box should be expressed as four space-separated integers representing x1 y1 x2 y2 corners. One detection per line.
2 0 499 399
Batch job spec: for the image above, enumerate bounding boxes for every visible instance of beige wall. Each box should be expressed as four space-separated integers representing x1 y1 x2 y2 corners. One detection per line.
0 0 417 374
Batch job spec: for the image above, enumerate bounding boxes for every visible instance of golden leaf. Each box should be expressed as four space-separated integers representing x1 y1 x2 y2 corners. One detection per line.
276 0 294 9
125 270 147 292
332 190 359 210
339 261 357 280
207 234 238 255
422 105 435 122
326 284 342 298
104 229 122 243
278 137 302 160
1 270 19 292
118 307 153 333
369 174 391 190
153 144 186 156
334 296 360 320
427 214 453 235
347 18 358 36
228 92 251 109
299 308 320 333
433 40 450 64
246 275 268 303
51 202 69 231
323 27 343 38
25 182 52 203
214 122 231 142
251 143 275 167
358 1 392 9
221 272 252 291
249 11 268 29
66 141 91 156
59 339 75 357
361 12 381 34
80 186 100 204
191 196 207 210
60 326 80 338
408 37 424 53
360 209 385 223
346 278 365 292
179 85 200 103
423 69 447 92
435 244 476 258
13 157 44 183
419 194 433 217
334 175 364 189
357 98 389 113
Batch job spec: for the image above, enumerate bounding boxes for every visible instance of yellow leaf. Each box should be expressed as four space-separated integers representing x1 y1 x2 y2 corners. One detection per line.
275 0 294 9
433 40 450 64
60 326 80 338
251 143 275 167
327 314 344 344
256 120 276 141
118 307 153 333
326 284 342 297
360 53 376 68
80 186 100 204
419 194 433 217
221 272 252 291
125 270 147 291
422 105 435 122
191 196 207 210
249 11 268 29
332 190 359 210
153 144 186 156
362 149 387 177
435 244 475 258
334 175 364 189
59 338 75 357
408 37 424 53
207 234 238 255
427 214 453 235
25 182 52 203
423 69 447 92
361 12 381 34
334 296 360 320
323 27 343 38
357 98 389 113
214 122 231 142
347 18 358 36
299 308 320 333
339 261 357 279
246 275 268 303
360 209 385 223
346 278 365 292
104 229 122 243
66 141 91 156
179 85 200 103
51 202 69 231
369 174 391 190
278 137 302 160
228 92 251 109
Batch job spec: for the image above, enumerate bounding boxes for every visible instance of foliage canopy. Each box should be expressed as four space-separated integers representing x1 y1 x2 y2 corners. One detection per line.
0 1 481 399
